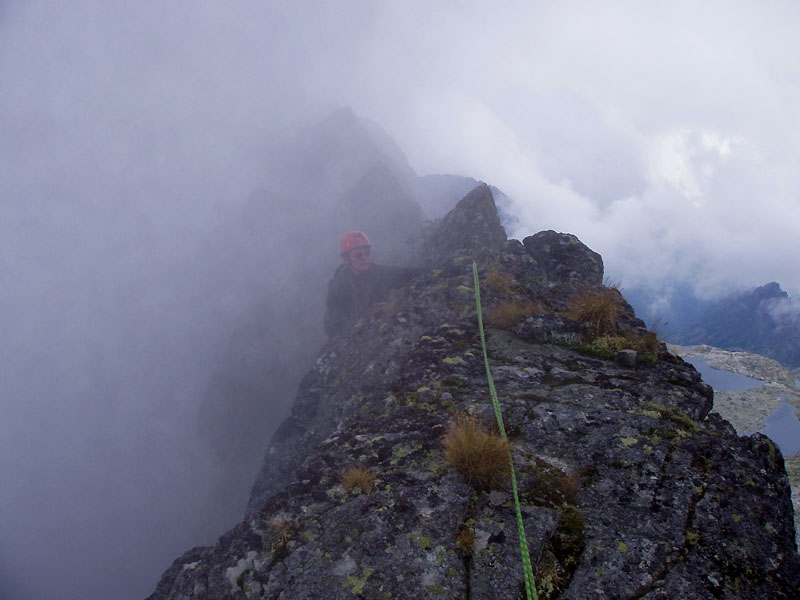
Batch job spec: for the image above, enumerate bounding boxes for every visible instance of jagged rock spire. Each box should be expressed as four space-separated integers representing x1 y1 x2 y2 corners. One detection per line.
420 183 507 267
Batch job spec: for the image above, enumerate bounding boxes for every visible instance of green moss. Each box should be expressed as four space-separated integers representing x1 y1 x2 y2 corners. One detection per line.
579 332 660 364
344 567 375 595
636 409 663 420
636 401 697 432
763 437 778 469
685 529 701 547
548 505 584 583
620 436 639 447
574 343 616 360
409 532 432 549
617 540 628 553
442 356 465 365
434 374 468 390
301 529 317 542
392 442 422 460
344 528 361 544
425 584 445 595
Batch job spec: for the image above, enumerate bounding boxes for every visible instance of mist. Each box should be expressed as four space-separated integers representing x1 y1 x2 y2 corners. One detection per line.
3 2 800 599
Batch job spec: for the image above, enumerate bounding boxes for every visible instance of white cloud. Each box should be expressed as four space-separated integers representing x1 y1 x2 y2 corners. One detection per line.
345 1 800 298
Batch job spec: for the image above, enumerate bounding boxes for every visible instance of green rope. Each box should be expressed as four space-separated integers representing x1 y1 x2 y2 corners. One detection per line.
473 261 538 600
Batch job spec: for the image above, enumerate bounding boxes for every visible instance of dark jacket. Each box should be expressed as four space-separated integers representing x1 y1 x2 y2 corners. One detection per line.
324 263 418 336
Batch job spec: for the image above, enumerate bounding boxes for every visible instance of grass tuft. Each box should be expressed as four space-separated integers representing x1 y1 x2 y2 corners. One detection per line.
580 331 662 363
456 526 476 557
268 513 294 558
340 464 376 495
481 265 513 296
486 300 542 329
564 288 623 337
441 413 511 491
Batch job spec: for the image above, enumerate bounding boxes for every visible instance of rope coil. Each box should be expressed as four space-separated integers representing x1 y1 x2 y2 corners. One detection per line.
472 261 538 600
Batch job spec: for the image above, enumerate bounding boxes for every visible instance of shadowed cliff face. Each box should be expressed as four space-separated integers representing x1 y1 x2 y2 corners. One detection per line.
149 185 800 599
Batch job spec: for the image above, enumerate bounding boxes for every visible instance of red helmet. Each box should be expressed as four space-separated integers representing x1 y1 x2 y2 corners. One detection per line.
339 231 371 256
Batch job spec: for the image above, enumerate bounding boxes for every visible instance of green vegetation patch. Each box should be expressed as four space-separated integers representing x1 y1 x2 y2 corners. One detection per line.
535 505 585 599
634 401 698 432
344 567 375 595
575 332 660 363
523 458 582 509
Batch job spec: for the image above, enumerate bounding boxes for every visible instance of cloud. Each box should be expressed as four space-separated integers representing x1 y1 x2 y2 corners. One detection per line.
353 1 800 298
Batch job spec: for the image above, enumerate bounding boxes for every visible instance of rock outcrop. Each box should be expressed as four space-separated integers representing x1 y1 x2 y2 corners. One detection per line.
667 343 800 551
149 187 800 599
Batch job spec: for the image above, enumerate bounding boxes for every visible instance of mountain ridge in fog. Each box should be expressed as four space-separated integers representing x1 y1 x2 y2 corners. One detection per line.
150 182 800 599
195 107 479 520
625 280 800 368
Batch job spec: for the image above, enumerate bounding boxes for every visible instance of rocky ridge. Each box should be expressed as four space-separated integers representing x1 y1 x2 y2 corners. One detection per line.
149 185 800 599
668 343 800 551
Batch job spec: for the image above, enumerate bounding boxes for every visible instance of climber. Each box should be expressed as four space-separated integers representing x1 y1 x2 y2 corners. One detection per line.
324 231 419 336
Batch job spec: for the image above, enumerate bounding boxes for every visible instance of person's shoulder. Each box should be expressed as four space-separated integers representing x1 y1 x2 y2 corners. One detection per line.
332 263 351 277
328 264 355 290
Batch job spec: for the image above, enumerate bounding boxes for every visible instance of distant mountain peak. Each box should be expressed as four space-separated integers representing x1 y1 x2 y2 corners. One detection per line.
672 281 800 368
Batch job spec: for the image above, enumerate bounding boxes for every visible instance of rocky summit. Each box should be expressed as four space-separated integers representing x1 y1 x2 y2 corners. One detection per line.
148 185 800 599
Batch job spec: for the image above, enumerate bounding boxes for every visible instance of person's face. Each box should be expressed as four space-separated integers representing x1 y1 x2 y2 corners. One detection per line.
346 247 371 271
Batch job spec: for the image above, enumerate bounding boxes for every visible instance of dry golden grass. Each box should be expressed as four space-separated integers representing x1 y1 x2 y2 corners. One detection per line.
340 464 376 495
268 513 294 557
564 288 622 337
481 265 512 296
441 413 511 491
270 515 293 542
638 331 661 360
486 300 542 329
456 526 476 557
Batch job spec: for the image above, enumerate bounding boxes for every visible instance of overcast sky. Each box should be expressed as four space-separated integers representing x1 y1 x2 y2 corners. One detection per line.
2 2 799 599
